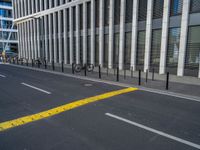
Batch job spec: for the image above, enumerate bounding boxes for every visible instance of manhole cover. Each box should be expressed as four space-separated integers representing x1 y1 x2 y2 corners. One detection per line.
84 83 93 87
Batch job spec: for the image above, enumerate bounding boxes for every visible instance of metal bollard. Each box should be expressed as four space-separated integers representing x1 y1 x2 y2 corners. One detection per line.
138 70 141 86
146 69 148 83
99 65 101 79
166 72 169 90
61 61 64 72
152 68 155 81
44 60 47 69
116 67 119 82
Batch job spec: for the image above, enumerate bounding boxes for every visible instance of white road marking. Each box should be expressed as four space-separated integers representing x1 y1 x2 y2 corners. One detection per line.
0 74 6 78
105 113 200 149
21 82 51 94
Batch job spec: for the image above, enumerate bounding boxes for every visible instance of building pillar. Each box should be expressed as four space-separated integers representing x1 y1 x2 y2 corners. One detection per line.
83 3 87 65
33 19 38 59
30 20 34 59
119 0 126 70
177 0 190 76
58 10 63 63
91 0 95 65
27 21 31 60
36 18 41 58
69 7 74 64
63 9 68 64
99 0 104 66
49 14 53 62
76 5 80 64
144 0 153 72
53 12 57 63
108 0 114 69
159 0 170 74
131 0 139 71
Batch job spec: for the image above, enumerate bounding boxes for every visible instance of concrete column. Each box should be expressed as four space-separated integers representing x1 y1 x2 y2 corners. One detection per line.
53 12 57 63
30 20 34 59
108 0 114 69
17 24 21 58
83 3 87 64
27 21 31 60
177 0 190 76
69 7 74 64
27 0 30 15
58 10 62 63
49 14 53 62
130 0 139 71
63 9 68 64
37 19 41 58
17 0 21 17
33 20 38 59
99 0 104 66
76 5 80 64
24 0 27 16
24 22 28 59
119 0 126 70
91 0 95 65
159 0 170 74
144 0 153 72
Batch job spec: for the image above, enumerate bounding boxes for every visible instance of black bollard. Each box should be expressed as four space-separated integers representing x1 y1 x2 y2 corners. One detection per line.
116 67 119 82
138 70 141 86
44 60 47 69
166 72 169 90
61 61 64 72
99 65 101 79
72 63 74 74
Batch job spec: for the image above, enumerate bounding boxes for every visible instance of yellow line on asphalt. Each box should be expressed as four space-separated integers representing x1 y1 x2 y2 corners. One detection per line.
0 87 138 132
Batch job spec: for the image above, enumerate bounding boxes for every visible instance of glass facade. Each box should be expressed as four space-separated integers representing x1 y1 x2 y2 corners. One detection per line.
138 0 147 21
113 33 119 67
124 32 132 68
125 0 133 23
150 29 162 68
104 34 109 67
190 0 200 13
170 0 183 16
185 26 200 70
136 31 146 69
153 0 164 19
167 28 181 68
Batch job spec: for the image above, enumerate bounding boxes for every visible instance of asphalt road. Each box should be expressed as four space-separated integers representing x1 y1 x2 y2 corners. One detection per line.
0 64 200 150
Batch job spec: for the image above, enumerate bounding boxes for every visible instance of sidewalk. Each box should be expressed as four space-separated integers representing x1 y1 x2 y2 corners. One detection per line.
7 62 200 98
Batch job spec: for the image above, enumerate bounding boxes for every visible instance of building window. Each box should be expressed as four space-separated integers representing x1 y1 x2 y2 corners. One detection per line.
138 0 147 21
153 0 164 19
104 34 109 67
167 28 180 68
113 33 120 67
170 0 183 16
95 35 99 65
125 0 133 23
114 0 121 25
124 32 132 68
190 0 200 13
104 0 110 26
80 4 83 30
80 36 83 64
87 2 91 29
185 26 200 70
150 29 162 68
95 0 100 27
87 35 91 64
136 31 146 68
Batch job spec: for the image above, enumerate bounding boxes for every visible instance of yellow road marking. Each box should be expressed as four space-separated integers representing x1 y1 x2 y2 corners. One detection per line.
0 87 138 132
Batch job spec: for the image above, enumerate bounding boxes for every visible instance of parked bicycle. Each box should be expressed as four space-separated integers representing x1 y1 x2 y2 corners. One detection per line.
74 63 94 73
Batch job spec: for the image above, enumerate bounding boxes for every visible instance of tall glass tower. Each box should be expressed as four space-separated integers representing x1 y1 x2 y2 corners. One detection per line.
0 0 18 55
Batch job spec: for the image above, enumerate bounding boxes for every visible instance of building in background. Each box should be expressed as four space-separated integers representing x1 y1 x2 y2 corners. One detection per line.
13 0 200 78
0 0 18 55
